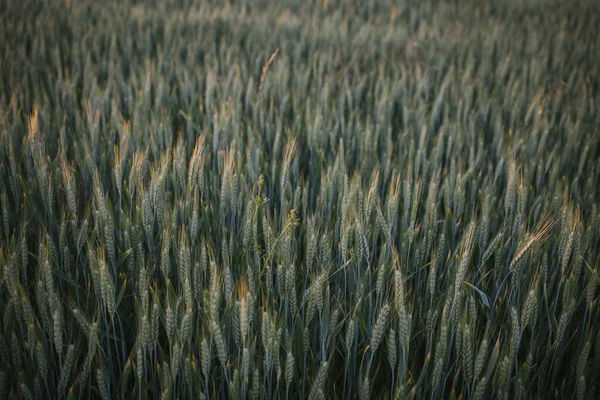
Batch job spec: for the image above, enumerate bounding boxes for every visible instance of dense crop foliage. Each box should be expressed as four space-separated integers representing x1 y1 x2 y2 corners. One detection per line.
1 0 599 398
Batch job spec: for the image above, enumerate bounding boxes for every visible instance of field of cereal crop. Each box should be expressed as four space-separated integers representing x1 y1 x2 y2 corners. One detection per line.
1 0 599 398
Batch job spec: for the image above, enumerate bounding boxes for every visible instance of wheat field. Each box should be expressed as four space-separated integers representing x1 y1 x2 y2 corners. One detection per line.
0 0 599 399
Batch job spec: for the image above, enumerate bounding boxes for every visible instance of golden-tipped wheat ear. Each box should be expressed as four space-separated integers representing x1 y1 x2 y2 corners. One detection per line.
257 48 280 96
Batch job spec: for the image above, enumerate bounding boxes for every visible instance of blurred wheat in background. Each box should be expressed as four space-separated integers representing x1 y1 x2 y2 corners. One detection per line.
0 0 599 399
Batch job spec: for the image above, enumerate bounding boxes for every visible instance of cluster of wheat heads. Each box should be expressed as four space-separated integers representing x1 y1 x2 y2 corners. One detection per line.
1 0 599 399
